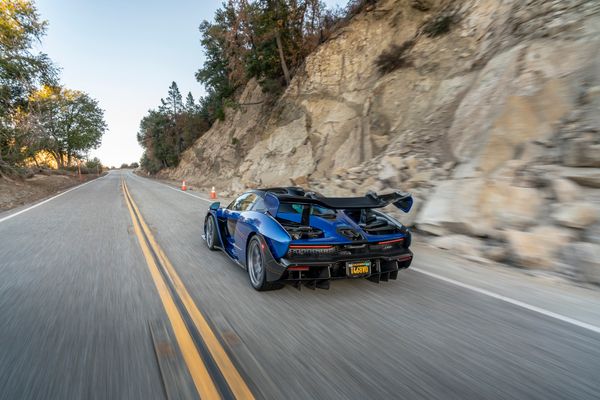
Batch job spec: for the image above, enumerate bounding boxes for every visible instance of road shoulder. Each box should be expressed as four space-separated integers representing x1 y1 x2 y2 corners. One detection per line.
412 241 600 331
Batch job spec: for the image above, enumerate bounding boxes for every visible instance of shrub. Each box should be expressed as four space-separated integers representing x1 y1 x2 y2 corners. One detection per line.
85 157 102 171
375 39 416 74
422 14 457 37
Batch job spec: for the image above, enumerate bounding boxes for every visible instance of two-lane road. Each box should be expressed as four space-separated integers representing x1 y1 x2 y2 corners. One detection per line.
1 170 600 399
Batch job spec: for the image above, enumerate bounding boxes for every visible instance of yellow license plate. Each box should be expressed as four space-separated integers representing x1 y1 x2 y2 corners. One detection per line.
347 261 371 277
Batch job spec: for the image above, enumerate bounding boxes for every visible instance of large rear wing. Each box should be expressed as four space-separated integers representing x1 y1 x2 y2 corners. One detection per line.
264 191 413 214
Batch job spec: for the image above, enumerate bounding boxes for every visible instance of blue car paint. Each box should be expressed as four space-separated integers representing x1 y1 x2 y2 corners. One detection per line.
208 207 291 264
276 211 407 246
236 211 292 261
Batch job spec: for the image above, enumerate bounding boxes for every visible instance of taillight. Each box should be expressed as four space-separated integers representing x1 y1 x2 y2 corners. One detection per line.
289 245 334 249
377 238 404 245
288 266 310 271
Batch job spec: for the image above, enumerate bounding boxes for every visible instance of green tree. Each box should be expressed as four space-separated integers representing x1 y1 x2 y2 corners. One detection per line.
161 81 183 115
85 157 102 171
138 84 211 173
0 0 57 167
28 86 106 168
185 92 197 113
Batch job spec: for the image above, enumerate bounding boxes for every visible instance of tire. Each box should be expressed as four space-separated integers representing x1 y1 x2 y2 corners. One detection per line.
246 236 283 291
204 215 217 251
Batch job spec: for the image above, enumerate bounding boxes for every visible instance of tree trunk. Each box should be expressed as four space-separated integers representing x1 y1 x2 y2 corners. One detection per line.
275 31 291 86
51 152 62 169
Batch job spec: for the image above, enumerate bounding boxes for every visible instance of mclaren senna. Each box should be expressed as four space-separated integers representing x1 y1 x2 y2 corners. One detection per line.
203 187 413 290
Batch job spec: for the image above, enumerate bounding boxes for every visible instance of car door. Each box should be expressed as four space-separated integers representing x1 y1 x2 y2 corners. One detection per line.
223 193 256 258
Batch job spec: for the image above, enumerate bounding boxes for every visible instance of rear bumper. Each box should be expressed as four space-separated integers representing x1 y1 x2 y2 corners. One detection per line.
263 248 413 289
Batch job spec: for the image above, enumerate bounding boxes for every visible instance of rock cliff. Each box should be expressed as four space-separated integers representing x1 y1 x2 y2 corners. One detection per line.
161 0 600 282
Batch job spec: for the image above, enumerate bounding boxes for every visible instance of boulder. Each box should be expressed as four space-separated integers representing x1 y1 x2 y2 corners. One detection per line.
378 162 398 183
291 175 309 186
583 222 600 244
430 235 483 259
562 138 600 167
479 180 545 230
405 156 419 171
584 85 600 104
381 155 405 170
551 178 581 203
481 242 509 262
552 202 598 229
560 167 600 188
506 225 574 269
407 170 433 185
559 242 600 284
416 179 489 236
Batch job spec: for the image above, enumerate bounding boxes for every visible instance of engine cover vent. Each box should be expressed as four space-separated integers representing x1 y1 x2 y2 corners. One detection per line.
337 226 363 241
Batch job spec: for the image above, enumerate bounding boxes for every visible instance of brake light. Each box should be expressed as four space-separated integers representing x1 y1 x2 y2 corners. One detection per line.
378 238 404 245
288 266 310 271
289 245 334 249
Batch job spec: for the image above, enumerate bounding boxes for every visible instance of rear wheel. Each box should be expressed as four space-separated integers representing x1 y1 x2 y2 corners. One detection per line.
205 215 217 251
247 236 283 291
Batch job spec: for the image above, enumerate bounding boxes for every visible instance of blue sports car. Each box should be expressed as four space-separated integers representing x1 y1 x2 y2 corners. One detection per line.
203 187 413 291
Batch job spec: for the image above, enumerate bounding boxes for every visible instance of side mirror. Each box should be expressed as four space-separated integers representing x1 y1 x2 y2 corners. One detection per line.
209 202 220 211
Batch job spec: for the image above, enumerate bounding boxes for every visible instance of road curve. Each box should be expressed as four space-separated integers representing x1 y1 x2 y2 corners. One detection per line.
1 170 599 400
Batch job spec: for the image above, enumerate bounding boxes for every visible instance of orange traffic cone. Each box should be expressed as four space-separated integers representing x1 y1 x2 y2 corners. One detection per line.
181 180 187 191
210 186 217 199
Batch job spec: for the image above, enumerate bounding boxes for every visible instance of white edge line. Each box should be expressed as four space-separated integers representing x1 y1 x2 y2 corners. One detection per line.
412 267 600 335
128 172 213 203
0 175 104 224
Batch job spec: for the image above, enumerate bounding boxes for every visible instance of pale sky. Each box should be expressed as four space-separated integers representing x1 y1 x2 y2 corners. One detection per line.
36 0 343 167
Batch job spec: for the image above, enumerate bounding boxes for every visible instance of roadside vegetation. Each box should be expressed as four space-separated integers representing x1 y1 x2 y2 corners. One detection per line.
0 0 106 178
137 82 209 173
138 0 378 173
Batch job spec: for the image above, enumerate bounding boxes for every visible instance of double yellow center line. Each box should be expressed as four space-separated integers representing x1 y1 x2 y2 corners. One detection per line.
122 178 254 399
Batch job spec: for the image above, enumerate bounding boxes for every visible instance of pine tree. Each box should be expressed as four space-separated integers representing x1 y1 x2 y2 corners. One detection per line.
161 81 183 115
185 92 197 113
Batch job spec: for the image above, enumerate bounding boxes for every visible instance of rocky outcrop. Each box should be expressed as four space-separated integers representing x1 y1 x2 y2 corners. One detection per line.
162 0 600 283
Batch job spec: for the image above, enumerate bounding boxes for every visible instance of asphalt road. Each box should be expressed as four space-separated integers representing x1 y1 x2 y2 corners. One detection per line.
1 170 600 399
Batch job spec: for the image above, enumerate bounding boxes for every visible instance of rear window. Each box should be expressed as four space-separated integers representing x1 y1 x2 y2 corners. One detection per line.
277 203 336 219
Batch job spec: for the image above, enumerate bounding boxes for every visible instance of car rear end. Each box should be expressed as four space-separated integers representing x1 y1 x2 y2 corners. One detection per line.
279 234 413 289
262 188 414 289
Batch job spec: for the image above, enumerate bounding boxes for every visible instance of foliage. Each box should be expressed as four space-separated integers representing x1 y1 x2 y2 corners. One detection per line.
422 13 458 37
85 157 102 170
375 39 416 74
27 85 106 168
0 1 106 174
375 5 461 76
195 0 328 121
137 82 210 173
0 0 57 167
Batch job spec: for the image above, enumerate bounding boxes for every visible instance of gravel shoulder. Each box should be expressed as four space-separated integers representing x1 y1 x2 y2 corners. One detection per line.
0 172 104 212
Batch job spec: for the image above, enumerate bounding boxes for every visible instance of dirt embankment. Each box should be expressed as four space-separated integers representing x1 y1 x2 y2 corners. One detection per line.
0 171 101 212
